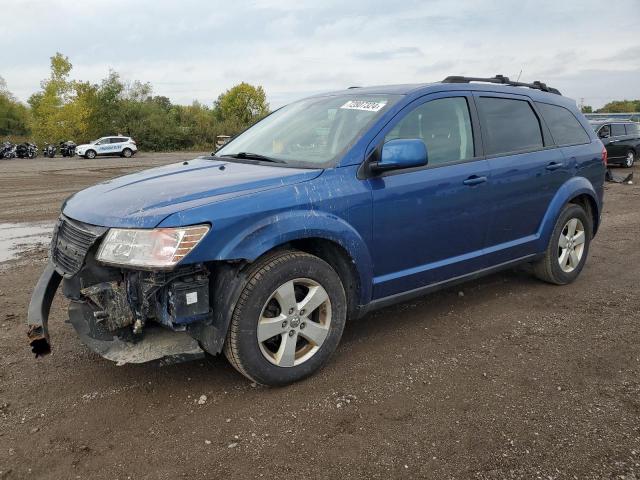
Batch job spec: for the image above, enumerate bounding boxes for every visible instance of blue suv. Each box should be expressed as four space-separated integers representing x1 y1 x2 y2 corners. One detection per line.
28 75 606 386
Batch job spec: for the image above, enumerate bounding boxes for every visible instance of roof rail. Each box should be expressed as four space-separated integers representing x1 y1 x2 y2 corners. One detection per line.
442 75 562 95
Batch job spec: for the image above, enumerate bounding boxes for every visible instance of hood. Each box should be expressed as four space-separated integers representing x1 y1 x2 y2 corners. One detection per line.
63 157 322 228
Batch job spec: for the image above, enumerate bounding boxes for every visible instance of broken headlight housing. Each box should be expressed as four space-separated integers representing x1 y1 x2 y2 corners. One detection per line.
96 225 210 269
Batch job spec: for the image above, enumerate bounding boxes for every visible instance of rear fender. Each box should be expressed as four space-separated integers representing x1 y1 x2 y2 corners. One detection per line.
537 176 600 251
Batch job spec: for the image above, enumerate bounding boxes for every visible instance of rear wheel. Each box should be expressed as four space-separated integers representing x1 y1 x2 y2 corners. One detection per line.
624 150 636 168
121 148 133 158
224 250 346 386
533 203 592 285
85 149 96 159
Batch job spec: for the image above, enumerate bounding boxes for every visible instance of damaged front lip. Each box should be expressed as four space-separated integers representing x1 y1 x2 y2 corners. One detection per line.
27 260 62 357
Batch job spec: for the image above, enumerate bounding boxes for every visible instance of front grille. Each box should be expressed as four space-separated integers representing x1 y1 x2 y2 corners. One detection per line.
51 216 105 277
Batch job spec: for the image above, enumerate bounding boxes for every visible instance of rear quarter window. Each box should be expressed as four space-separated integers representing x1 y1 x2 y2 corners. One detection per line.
625 123 640 135
536 102 590 146
476 97 543 156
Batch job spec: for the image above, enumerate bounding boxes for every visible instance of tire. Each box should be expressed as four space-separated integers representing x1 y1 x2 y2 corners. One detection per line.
533 203 592 285
624 150 636 168
224 250 347 386
85 150 96 159
121 148 133 158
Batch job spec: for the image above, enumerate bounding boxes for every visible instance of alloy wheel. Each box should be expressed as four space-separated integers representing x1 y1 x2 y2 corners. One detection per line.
557 218 586 273
625 151 635 168
257 278 331 367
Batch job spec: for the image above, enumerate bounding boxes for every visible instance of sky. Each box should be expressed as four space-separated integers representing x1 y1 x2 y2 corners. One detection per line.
1 0 639 110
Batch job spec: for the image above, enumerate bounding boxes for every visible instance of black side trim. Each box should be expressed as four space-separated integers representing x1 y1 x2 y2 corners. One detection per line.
360 254 538 315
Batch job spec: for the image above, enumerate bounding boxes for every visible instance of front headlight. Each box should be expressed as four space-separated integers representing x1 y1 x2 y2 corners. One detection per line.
96 225 210 268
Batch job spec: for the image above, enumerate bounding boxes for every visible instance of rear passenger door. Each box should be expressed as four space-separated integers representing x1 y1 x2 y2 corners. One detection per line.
474 93 569 264
607 124 628 159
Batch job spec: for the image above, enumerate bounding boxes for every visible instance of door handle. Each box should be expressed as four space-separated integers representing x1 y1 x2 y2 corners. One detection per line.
545 162 563 171
609 139 618 143
462 175 487 186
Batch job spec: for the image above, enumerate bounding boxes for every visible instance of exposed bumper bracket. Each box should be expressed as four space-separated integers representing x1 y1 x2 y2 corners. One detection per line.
27 260 62 357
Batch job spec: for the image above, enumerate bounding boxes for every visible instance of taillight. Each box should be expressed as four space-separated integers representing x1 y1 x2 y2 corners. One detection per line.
601 146 608 167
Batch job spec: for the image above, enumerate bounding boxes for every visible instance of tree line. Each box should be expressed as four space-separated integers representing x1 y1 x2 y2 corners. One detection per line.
0 53 270 151
581 100 640 114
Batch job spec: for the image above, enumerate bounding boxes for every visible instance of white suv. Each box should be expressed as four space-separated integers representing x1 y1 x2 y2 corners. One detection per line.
76 136 137 159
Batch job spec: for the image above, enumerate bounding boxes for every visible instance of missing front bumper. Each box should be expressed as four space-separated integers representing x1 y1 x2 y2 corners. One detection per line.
27 261 211 365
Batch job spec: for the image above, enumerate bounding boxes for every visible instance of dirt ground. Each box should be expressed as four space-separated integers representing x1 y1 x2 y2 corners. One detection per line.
0 153 639 479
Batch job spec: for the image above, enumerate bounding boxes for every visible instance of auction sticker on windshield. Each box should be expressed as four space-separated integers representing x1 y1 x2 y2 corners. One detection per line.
340 100 387 112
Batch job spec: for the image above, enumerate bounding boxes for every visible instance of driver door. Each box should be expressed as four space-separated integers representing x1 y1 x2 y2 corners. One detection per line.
366 93 492 299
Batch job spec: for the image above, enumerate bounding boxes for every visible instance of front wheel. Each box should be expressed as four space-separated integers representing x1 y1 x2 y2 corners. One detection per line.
624 150 636 168
533 203 592 285
224 250 347 386
85 150 96 159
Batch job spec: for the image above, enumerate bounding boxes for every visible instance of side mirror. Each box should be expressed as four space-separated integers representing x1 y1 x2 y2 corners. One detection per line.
370 139 428 173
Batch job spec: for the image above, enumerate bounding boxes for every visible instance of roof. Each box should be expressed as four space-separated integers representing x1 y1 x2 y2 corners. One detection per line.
322 81 576 108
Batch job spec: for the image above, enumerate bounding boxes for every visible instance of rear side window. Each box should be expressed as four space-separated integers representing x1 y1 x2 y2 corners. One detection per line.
626 123 640 135
385 97 474 167
536 102 590 146
476 97 543 156
611 124 626 136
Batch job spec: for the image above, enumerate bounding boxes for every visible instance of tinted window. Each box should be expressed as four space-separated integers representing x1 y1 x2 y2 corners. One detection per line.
626 123 640 135
110 137 123 143
611 124 626 136
477 97 543 155
385 97 474 166
536 103 590 146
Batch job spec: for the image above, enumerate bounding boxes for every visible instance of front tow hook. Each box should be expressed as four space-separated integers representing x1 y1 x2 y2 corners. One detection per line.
27 260 62 357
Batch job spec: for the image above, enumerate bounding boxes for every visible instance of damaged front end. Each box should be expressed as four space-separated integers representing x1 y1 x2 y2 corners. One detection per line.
27 215 230 365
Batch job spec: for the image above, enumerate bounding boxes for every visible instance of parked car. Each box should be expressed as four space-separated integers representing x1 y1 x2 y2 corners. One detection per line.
75 136 137 159
28 75 606 386
590 120 640 168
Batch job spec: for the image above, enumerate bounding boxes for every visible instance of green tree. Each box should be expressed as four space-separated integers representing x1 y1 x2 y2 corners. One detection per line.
597 100 640 113
581 105 593 113
0 76 30 137
28 52 87 143
213 82 269 130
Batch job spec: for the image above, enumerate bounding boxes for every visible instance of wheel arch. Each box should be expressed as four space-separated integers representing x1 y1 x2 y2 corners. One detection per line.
538 176 601 249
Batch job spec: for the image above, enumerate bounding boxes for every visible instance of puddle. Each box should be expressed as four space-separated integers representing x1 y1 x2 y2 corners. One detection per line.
0 222 54 263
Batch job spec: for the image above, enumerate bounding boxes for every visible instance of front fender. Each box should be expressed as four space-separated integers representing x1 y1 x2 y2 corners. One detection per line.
537 176 600 251
216 209 373 304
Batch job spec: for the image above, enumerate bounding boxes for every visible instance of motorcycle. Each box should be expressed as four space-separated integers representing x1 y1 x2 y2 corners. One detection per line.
1 141 17 159
43 143 57 158
59 140 76 157
16 142 38 159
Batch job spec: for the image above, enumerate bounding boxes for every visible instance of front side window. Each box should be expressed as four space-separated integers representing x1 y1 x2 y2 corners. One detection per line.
477 97 543 156
611 124 626 137
536 102 590 146
216 94 401 168
385 97 474 166
597 124 611 138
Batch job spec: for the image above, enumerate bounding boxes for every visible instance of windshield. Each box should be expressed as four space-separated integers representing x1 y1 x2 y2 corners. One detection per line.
216 94 401 168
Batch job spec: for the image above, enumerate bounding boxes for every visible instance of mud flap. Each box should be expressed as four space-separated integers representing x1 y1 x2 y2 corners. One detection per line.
27 260 62 357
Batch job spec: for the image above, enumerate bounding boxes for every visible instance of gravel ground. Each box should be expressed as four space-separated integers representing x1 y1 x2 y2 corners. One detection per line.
0 154 639 479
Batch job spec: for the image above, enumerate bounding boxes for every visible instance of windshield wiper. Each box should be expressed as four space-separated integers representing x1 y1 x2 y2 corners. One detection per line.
220 152 286 164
